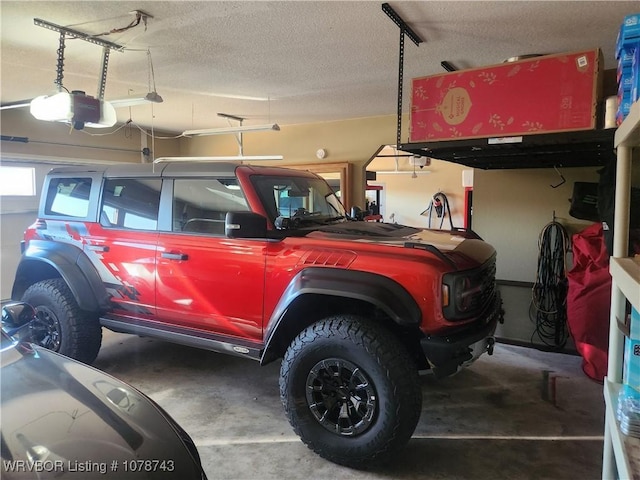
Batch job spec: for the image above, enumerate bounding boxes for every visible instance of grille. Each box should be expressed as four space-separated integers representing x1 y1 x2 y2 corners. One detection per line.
468 261 496 313
442 256 497 321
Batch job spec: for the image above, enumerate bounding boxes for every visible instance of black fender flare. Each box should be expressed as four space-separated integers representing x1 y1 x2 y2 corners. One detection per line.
260 267 421 364
12 240 109 312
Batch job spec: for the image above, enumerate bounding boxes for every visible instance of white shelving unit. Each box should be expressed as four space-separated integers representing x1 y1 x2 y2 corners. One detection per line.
603 99 640 480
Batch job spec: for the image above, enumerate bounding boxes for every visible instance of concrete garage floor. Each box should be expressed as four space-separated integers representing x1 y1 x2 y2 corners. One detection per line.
94 330 605 480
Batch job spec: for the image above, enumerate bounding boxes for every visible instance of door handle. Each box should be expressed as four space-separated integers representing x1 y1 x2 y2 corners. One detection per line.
87 245 109 252
161 252 189 261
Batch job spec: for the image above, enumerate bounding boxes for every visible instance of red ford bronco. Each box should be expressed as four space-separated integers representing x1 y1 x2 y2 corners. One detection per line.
11 162 502 467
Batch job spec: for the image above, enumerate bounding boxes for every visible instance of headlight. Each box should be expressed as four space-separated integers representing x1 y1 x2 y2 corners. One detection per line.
442 257 496 321
454 276 473 312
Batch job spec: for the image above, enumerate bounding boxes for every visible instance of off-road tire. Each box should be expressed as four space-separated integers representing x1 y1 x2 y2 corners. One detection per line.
22 278 102 364
279 315 422 468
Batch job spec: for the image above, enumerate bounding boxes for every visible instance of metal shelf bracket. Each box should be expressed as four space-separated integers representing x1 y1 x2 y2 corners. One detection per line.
381 3 423 148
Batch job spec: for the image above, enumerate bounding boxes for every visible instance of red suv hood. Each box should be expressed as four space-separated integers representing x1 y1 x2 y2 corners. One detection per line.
307 222 495 266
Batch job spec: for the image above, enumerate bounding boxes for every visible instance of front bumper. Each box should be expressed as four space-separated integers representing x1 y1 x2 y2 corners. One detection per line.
420 292 503 378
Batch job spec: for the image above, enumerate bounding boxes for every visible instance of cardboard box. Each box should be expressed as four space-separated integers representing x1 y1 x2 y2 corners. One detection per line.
410 49 602 143
634 45 640 102
632 307 640 340
616 13 640 59
618 47 636 73
623 309 640 398
623 335 640 400
622 13 640 39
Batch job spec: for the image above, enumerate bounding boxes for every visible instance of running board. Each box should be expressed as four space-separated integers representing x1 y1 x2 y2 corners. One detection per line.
100 316 262 361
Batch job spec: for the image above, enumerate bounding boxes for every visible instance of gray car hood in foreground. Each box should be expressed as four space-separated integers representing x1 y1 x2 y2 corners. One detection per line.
0 340 205 479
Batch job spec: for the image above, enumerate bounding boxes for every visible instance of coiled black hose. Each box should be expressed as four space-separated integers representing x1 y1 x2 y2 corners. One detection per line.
530 221 570 349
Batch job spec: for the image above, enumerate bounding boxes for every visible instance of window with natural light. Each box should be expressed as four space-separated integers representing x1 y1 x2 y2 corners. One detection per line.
0 166 36 196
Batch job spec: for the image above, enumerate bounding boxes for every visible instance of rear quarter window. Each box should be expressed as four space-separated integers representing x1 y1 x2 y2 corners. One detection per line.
44 177 92 218
100 178 162 230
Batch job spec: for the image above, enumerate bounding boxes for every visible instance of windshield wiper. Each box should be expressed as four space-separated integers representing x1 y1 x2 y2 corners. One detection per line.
297 218 328 226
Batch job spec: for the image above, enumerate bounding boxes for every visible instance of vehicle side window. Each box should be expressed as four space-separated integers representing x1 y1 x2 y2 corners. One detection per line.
45 177 92 218
173 178 248 235
100 178 162 230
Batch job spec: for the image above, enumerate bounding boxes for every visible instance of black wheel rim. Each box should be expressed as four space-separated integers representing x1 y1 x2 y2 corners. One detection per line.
29 307 62 352
306 358 377 436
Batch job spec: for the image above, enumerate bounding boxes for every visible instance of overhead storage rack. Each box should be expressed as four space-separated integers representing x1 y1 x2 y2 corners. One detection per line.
398 128 617 170
382 3 615 170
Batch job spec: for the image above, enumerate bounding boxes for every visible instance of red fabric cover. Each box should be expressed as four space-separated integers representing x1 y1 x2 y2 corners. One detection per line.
566 223 610 382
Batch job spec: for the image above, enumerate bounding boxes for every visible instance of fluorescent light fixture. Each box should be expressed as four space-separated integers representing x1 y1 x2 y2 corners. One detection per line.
109 91 164 108
30 92 116 129
182 124 280 137
0 100 31 111
153 155 283 164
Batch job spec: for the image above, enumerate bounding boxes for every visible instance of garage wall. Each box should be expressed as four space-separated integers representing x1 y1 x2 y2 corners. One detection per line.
473 166 602 283
1 109 181 163
1 160 56 301
473 162 640 347
179 115 400 210
3 110 403 211
373 159 467 229
180 115 397 164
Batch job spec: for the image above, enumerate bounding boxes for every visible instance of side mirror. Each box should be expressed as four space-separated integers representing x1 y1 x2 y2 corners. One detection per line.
225 211 268 239
2 302 37 342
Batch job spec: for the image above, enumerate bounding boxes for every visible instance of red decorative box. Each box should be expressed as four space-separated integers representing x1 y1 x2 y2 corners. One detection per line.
409 49 603 143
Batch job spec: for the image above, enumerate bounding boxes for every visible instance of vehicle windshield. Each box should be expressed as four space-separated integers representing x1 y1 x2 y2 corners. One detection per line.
251 175 347 227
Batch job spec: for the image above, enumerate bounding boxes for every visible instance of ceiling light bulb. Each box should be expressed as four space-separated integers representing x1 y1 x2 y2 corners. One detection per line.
30 92 72 122
30 92 116 129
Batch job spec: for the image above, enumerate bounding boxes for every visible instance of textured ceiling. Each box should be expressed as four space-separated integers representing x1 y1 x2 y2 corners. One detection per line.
1 1 638 133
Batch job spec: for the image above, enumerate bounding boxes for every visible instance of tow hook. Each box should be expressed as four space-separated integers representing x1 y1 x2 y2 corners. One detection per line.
486 337 495 356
